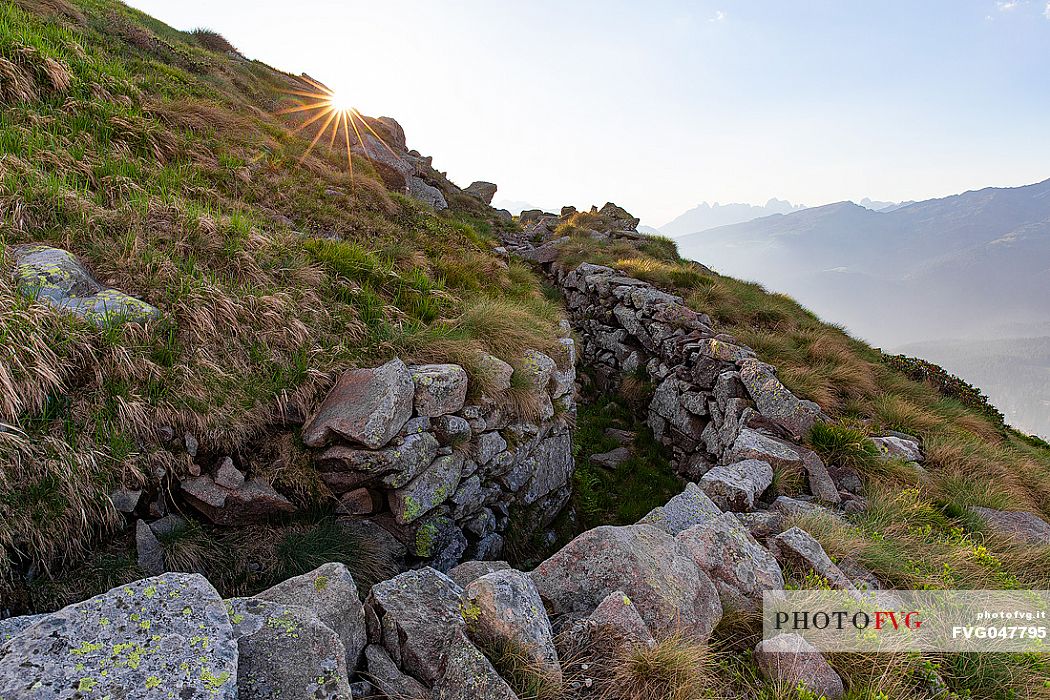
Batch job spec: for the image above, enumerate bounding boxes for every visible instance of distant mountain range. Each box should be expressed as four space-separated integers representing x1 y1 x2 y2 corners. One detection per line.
673 178 1050 437
660 198 807 236
659 197 908 236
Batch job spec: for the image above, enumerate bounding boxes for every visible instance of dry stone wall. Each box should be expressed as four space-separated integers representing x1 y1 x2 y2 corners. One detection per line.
552 260 849 506
297 349 577 571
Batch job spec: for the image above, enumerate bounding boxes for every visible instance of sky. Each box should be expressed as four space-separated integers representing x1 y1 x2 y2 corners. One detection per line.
126 0 1050 227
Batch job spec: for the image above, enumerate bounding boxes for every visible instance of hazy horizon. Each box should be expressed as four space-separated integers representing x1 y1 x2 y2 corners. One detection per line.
125 0 1050 226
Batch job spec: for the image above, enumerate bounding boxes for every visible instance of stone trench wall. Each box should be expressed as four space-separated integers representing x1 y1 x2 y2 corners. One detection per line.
291 348 577 570
550 259 856 507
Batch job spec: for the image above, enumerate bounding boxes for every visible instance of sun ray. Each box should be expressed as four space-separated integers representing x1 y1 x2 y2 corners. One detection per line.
347 110 370 159
300 109 339 162
288 106 333 136
278 77 397 182
342 111 354 185
275 101 332 116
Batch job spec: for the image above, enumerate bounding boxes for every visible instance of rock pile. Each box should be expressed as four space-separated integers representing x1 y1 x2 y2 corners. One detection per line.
132 350 576 573
1 480 858 698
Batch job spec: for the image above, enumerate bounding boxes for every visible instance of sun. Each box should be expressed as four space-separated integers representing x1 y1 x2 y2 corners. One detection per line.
328 90 355 114
276 76 396 180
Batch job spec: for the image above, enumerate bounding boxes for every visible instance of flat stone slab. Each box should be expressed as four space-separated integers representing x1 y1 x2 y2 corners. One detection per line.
303 358 414 449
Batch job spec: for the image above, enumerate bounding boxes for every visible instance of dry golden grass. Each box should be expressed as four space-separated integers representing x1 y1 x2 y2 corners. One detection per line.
602 634 710 700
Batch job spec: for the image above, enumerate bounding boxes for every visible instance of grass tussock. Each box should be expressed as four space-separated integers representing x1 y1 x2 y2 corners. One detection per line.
603 634 709 700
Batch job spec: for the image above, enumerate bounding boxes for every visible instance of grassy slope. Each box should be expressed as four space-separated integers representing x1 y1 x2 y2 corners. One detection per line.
0 0 563 601
6 2 1050 697
554 231 1050 698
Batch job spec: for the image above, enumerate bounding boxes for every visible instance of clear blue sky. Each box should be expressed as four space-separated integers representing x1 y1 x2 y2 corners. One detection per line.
126 0 1050 226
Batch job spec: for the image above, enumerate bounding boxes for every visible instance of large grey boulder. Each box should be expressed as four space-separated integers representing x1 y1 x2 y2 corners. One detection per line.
366 567 465 685
738 359 824 439
700 459 773 511
407 176 448 210
363 644 429 699
303 358 415 448
0 573 237 698
755 633 844 699
463 181 498 204
530 524 722 640
770 527 856 591
431 629 518 700
677 514 785 612
971 506 1050 545
389 453 464 524
318 431 439 491
411 364 469 417
464 569 561 683
638 482 721 535
256 562 367 672
228 597 352 699
12 244 160 325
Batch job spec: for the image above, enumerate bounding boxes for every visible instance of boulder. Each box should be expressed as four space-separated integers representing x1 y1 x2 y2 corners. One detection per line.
431 629 518 700
411 364 469 417
433 414 471 445
699 459 773 511
407 176 448 210
530 524 722 640
215 457 246 490
337 487 382 516
256 562 367 672
463 181 498 204
638 482 721 535
318 431 440 491
363 644 429 700
588 590 655 653
448 560 512 588
109 487 141 513
12 244 160 325
729 429 839 504
872 435 923 463
389 453 464 524
769 527 855 591
180 475 296 525
734 510 786 540
474 352 515 401
521 432 574 506
590 446 631 469
738 359 824 439
677 514 785 612
135 519 166 576
970 506 1050 545
755 633 844 699
366 567 465 685
228 597 353 699
0 573 238 698
303 358 415 449
464 569 561 683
